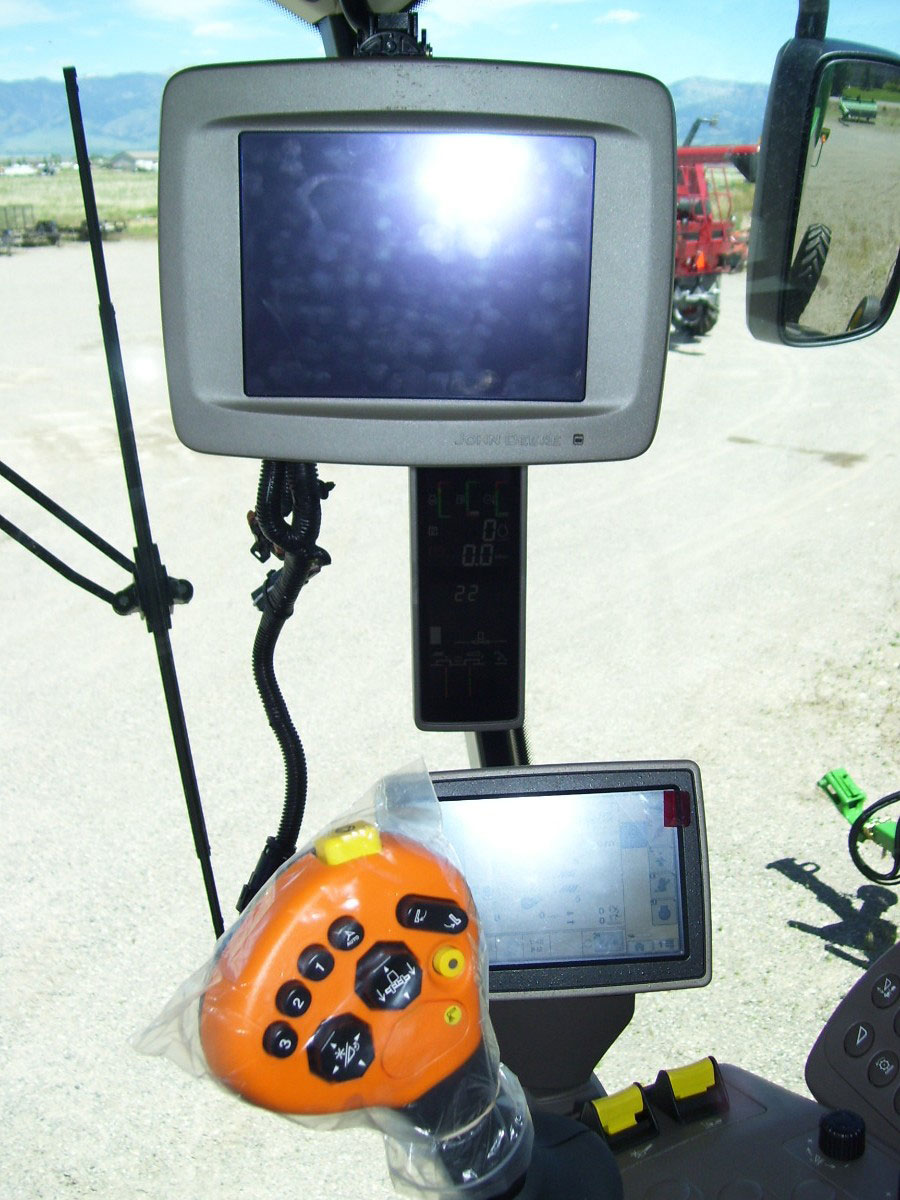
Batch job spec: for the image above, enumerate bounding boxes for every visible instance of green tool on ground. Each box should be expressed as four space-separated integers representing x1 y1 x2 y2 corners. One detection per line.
818 769 898 860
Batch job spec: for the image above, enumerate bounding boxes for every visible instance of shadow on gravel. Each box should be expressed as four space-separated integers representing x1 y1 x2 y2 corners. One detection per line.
668 328 706 355
727 435 868 468
767 857 898 967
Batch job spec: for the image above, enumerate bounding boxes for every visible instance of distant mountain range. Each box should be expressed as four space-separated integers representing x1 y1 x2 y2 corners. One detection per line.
0 75 167 156
669 78 770 147
0 73 769 158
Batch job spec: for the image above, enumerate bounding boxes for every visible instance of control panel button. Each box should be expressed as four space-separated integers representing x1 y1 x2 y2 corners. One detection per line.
298 944 335 981
842 1021 874 1057
588 1084 647 1138
355 941 422 1010
666 1057 717 1100
397 894 469 935
328 916 365 952
262 1021 298 1059
581 1081 658 1150
307 1014 374 1083
432 945 466 978
647 1056 728 1124
275 980 312 1019
314 821 382 866
871 973 899 1008
867 1049 899 1087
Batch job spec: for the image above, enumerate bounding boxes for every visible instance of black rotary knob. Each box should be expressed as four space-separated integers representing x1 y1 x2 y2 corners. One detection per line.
818 1109 866 1161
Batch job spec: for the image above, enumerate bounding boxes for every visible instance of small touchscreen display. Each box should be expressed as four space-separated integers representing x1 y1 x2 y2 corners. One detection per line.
432 763 709 996
440 789 684 967
239 131 595 401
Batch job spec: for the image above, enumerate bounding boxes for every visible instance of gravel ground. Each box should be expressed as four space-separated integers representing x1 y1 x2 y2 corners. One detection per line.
1 240 898 1198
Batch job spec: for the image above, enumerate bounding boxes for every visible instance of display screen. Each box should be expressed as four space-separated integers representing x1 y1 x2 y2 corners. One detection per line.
413 467 524 729
239 131 595 400
440 789 685 967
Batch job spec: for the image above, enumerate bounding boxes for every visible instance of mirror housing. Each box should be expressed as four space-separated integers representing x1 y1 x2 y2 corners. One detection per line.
747 36 900 346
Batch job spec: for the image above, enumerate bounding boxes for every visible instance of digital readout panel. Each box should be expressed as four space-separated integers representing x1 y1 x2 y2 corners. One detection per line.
440 789 684 967
239 131 595 401
413 467 524 729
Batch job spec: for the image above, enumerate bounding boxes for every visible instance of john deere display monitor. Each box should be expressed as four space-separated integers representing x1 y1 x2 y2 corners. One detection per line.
159 58 675 466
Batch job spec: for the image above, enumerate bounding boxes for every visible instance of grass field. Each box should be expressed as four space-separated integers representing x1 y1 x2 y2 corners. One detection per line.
1 160 760 241
0 166 158 235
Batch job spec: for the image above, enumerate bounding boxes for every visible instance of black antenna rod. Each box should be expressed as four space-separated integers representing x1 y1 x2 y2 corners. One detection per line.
796 0 828 39
63 66 224 939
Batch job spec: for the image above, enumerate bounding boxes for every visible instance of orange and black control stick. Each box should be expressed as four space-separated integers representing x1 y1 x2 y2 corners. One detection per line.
199 820 486 1117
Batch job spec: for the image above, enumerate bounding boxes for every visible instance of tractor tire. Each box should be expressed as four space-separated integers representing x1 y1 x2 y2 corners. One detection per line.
783 222 831 324
672 277 720 336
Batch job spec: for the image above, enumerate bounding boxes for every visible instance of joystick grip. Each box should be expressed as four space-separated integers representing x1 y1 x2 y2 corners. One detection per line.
199 823 486 1116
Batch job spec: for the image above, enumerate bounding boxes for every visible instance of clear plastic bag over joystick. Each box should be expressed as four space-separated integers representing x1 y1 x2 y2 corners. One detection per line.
136 763 533 1199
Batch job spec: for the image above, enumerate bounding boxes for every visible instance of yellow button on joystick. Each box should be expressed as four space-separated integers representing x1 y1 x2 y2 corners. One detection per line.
433 945 466 978
315 821 383 866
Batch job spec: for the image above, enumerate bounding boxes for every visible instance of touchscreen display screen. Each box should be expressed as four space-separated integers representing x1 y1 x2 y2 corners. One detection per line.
239 131 595 401
440 789 685 967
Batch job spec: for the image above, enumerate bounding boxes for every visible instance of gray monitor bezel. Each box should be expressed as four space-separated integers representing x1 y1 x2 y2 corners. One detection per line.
159 57 675 467
431 761 711 999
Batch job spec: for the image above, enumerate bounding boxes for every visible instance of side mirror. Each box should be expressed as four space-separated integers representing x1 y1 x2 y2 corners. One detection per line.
747 36 900 345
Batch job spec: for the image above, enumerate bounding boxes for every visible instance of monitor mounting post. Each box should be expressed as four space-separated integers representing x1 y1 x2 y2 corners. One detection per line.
317 2 430 59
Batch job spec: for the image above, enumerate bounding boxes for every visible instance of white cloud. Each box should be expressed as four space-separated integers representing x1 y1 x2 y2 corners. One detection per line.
594 8 642 23
0 0 53 27
426 0 593 25
128 1 314 45
193 20 239 38
130 0 228 21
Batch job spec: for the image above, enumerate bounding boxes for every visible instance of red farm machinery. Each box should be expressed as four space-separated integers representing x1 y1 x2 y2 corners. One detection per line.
672 123 759 336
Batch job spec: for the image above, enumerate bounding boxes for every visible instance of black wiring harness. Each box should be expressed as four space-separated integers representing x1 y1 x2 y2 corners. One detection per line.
236 461 333 913
848 789 900 885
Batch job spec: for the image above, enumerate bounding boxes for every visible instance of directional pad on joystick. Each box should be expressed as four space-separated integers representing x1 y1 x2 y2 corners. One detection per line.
355 941 422 1010
307 1014 374 1083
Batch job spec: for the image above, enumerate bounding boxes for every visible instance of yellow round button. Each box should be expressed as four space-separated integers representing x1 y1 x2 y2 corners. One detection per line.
433 945 466 978
444 1005 463 1026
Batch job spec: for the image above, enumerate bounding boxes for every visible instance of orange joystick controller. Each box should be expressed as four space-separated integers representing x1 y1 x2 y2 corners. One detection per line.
199 820 486 1117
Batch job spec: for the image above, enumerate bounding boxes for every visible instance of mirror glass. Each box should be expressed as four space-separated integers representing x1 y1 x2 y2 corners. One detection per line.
785 58 900 340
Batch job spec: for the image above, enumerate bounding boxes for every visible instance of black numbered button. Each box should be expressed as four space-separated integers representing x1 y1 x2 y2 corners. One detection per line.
843 1022 874 1058
307 1014 374 1083
397 894 469 935
871 974 900 1009
355 941 422 1010
328 916 365 952
276 980 312 1019
866 1049 899 1088
262 1021 298 1059
298 944 335 981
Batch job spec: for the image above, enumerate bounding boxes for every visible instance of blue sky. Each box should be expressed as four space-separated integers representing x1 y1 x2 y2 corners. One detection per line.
1 1 897 85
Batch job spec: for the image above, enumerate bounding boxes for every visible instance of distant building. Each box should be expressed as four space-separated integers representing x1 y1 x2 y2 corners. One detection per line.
108 150 159 172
